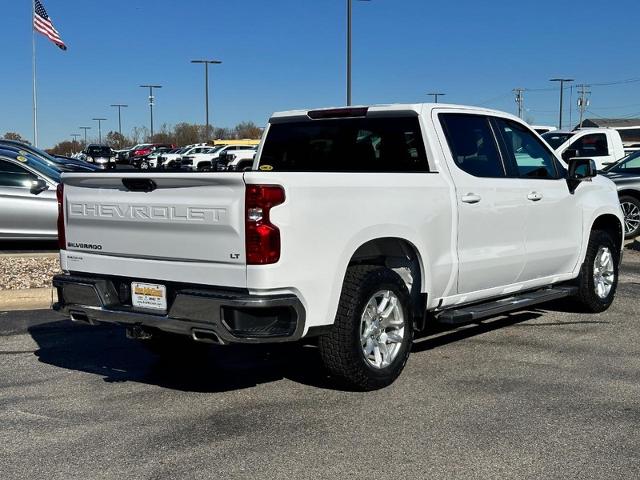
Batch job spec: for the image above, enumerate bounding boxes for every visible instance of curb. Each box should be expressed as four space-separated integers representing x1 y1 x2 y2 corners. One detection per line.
0 287 54 311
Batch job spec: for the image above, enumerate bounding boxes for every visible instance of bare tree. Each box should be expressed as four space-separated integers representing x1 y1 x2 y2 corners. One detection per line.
2 132 31 145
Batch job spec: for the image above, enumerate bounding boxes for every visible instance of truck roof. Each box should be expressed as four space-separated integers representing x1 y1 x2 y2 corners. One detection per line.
269 103 521 122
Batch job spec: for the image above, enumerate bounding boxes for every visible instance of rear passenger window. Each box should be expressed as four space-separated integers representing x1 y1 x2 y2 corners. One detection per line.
494 118 559 179
570 134 609 157
260 116 429 172
440 114 505 177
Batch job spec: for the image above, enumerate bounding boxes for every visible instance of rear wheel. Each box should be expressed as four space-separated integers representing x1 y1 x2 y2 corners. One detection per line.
573 229 619 312
139 159 150 170
620 195 640 239
318 266 413 391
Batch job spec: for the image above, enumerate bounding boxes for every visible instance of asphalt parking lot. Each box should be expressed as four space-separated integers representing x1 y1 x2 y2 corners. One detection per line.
1 248 639 479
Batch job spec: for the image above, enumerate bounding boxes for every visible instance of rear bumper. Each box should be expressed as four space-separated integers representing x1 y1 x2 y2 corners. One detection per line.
52 274 306 344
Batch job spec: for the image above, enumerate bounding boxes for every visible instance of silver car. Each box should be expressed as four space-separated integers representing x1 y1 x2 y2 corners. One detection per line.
0 149 61 240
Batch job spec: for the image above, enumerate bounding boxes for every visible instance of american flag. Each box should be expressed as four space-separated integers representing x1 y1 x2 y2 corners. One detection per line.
33 0 67 50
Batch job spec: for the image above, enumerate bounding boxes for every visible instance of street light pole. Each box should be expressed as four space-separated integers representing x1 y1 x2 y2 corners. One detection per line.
428 92 446 103
346 0 370 106
550 78 574 129
92 118 106 144
140 85 162 139
191 60 222 142
79 126 91 146
110 104 128 137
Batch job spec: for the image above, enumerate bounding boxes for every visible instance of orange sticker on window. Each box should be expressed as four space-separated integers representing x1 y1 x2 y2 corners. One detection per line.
259 165 273 171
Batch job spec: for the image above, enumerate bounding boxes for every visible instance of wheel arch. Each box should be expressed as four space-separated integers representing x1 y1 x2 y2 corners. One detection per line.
348 237 427 324
591 213 624 254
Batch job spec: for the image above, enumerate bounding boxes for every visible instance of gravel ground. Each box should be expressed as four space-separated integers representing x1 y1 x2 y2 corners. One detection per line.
0 256 60 290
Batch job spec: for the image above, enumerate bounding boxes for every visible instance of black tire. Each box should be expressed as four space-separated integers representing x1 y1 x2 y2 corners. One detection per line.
619 195 640 239
573 229 619 313
318 265 414 391
139 159 150 170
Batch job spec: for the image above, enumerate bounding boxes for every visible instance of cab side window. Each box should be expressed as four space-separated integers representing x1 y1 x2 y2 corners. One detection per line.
571 133 609 157
0 160 36 188
440 113 506 178
494 118 559 179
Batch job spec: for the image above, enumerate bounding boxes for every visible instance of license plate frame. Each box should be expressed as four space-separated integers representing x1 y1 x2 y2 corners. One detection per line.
131 282 167 312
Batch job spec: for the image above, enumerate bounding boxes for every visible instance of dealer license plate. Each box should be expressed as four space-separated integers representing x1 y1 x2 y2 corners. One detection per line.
131 282 167 311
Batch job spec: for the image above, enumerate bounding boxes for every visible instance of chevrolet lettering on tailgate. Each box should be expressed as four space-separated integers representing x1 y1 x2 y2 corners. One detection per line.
69 203 227 223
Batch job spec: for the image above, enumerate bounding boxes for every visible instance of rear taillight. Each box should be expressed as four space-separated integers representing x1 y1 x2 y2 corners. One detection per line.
56 183 65 249
245 185 285 265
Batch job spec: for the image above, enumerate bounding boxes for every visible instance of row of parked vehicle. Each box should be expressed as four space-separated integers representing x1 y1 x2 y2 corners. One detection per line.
112 142 258 171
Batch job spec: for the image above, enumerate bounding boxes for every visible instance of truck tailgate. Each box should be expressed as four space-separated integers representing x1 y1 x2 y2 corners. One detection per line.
61 173 247 286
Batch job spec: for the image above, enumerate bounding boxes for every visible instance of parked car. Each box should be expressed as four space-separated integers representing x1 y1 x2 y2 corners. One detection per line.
82 145 116 170
216 148 257 171
155 147 190 169
0 148 61 240
0 140 97 173
130 143 175 168
53 103 623 390
192 144 259 171
114 145 148 164
139 147 173 170
541 128 626 169
602 151 640 239
179 146 221 171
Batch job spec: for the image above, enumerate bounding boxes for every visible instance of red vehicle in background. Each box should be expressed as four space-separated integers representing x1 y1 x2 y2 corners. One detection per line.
129 143 175 169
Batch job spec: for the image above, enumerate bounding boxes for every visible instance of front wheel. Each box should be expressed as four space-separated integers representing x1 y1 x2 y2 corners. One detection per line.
318 266 413 391
139 159 150 170
620 195 640 239
573 229 619 312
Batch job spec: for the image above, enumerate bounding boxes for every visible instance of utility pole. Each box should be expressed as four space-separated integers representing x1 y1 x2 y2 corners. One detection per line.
346 0 371 106
428 92 446 104
71 134 81 154
550 78 574 129
191 60 222 142
140 85 162 139
513 88 525 119
93 118 106 144
576 84 591 129
79 126 91 146
110 104 128 137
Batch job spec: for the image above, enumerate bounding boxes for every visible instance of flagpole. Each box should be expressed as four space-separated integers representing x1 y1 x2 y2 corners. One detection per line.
32 0 38 147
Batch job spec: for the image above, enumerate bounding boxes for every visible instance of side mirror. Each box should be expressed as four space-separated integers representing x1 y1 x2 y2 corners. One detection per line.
30 178 48 195
567 158 597 193
562 148 579 161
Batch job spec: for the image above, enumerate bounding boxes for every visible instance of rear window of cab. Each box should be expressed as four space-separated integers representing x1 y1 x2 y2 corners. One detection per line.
259 117 429 172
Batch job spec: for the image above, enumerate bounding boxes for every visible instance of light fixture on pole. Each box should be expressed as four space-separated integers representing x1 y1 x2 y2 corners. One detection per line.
347 0 371 106
92 118 106 144
79 126 91 145
428 92 446 103
550 78 574 129
140 85 162 138
110 104 128 137
191 60 222 142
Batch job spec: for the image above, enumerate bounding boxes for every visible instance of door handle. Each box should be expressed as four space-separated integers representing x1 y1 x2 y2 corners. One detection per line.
461 193 481 204
527 192 543 202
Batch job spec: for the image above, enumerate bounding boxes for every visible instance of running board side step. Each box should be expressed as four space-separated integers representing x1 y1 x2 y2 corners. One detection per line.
436 286 578 325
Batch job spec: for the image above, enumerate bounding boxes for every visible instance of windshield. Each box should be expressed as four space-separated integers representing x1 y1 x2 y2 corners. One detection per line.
541 132 574 149
86 146 111 156
604 151 640 173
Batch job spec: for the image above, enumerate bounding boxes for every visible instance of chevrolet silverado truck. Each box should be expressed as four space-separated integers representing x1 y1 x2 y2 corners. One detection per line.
53 104 624 390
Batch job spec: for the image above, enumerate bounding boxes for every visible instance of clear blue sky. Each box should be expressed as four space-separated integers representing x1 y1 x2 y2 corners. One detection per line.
2 0 639 147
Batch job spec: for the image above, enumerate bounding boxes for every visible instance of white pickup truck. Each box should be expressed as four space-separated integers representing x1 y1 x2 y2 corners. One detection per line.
53 104 624 390
542 128 626 170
